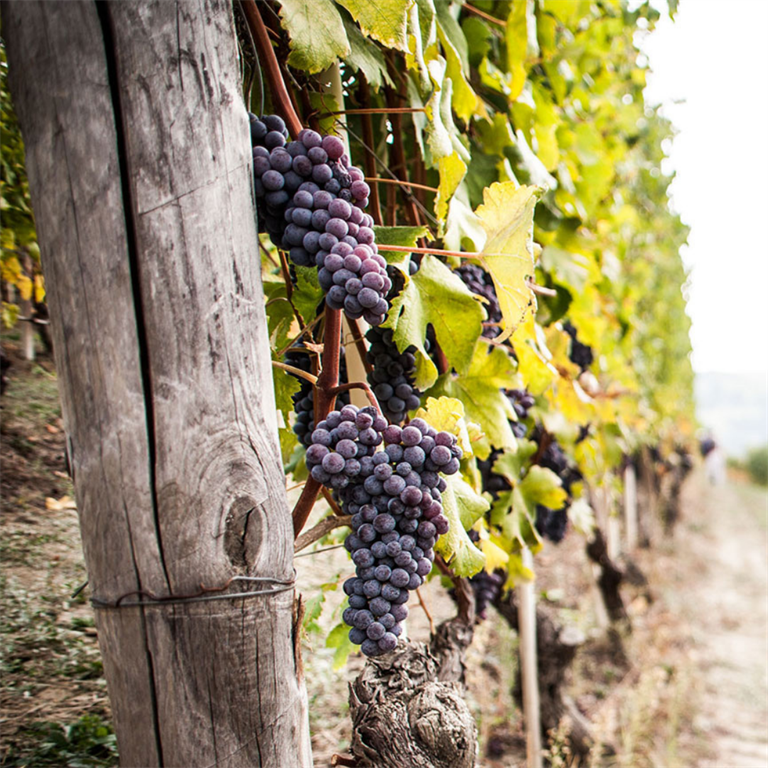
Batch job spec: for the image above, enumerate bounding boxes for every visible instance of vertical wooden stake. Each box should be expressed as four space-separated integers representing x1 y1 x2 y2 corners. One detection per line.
624 464 638 551
590 562 610 630
518 547 542 768
20 296 35 361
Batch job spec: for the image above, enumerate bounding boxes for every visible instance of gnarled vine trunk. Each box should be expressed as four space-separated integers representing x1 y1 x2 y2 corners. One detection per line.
3 2 311 765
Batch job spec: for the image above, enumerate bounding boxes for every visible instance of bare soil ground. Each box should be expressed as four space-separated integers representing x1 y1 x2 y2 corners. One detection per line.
2 341 767 767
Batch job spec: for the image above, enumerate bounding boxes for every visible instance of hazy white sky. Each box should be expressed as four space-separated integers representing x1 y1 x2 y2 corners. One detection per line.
641 0 768 375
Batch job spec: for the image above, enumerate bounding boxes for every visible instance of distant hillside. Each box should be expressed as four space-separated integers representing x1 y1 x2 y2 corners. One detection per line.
695 371 768 457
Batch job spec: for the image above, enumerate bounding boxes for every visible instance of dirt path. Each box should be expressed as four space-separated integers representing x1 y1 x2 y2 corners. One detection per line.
682 475 768 767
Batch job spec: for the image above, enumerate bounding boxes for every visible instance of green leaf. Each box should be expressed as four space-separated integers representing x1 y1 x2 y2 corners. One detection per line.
492 439 538 484
444 184 487 253
302 592 326 633
264 282 296 353
462 17 492 67
276 0 350 73
383 255 483 390
518 465 568 509
373 225 429 273
292 266 325 325
434 474 488 576
435 0 478 122
474 182 542 341
435 151 467 224
343 16 393 91
505 0 528 100
436 343 519 458
326 621 355 669
334 0 410 51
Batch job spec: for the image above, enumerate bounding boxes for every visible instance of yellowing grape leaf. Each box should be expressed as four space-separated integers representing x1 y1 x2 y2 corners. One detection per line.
480 536 509 572
435 342 519 458
435 473 488 577
383 255 483 390
343 16 393 90
335 0 411 51
435 0 479 122
474 182 541 342
276 0 350 73
518 466 567 509
414 395 474 456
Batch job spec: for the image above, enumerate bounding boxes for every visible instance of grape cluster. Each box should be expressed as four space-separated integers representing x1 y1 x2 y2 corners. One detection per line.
530 429 583 544
455 264 501 339
365 327 424 424
476 389 536 497
535 506 568 543
249 114 390 326
284 347 349 447
563 321 594 371
306 408 461 656
470 570 505 621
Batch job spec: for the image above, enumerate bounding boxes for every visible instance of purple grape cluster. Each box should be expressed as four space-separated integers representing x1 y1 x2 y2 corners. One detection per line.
470 570 505 621
455 264 501 339
306 408 461 656
365 327 424 424
507 389 535 439
248 114 391 326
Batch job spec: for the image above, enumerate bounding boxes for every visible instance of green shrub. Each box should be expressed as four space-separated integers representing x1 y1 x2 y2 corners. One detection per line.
746 445 768 486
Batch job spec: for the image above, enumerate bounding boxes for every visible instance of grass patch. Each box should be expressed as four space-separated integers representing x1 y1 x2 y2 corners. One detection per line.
2 715 117 767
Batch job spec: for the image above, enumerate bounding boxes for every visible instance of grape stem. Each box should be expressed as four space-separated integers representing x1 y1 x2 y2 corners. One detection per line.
345 318 374 375
320 487 344 516
329 381 383 417
294 512 353 553
241 0 302 136
271 361 318 385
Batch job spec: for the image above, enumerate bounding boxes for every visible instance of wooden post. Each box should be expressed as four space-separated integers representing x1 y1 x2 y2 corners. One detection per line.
4 2 311 766
624 464 638 551
19 296 35 361
518 547 543 768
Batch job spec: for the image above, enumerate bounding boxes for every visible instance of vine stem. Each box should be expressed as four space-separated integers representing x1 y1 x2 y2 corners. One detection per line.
320 107 426 116
376 243 482 259
241 0 302 136
330 381 383 416
463 3 507 26
271 361 317 385
365 177 438 194
526 280 557 297
292 308 343 536
294 512 352 553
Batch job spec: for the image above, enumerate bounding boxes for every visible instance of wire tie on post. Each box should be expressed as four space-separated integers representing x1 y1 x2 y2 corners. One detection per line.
90 574 295 609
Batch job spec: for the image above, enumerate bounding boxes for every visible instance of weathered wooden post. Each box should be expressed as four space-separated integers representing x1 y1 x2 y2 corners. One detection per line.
3 2 312 765
624 463 638 551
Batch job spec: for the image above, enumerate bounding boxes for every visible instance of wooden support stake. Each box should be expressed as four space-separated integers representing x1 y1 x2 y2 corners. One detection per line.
19 296 35 361
607 514 621 563
518 547 543 768
624 464 638 551
590 563 610 630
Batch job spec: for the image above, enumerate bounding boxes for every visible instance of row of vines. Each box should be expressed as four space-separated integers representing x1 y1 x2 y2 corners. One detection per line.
1 0 696 764
240 0 695 763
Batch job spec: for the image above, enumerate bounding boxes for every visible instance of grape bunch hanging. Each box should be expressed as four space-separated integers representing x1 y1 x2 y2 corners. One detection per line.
249 114 390 326
306 407 461 656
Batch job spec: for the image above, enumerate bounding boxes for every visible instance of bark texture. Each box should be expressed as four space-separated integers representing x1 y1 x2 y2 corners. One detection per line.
3 2 311 765
349 639 477 768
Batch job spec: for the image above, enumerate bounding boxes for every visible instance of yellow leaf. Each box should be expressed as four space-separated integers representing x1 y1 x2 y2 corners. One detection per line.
480 537 509 572
17 275 33 302
34 274 46 304
474 183 541 342
413 396 474 456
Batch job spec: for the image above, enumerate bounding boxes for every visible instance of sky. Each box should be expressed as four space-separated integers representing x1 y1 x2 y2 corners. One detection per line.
640 0 768 375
